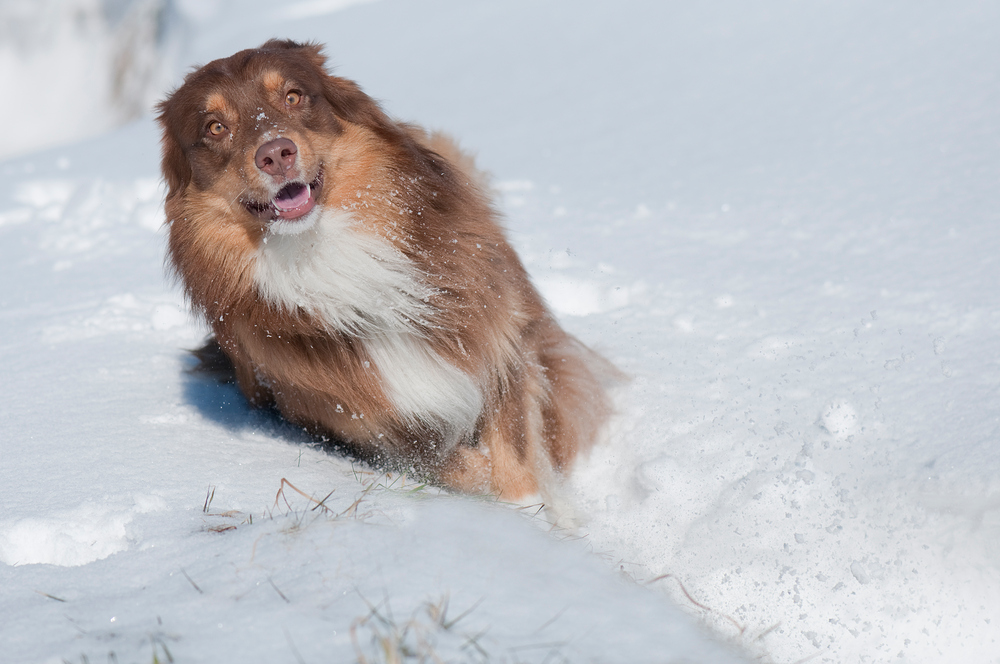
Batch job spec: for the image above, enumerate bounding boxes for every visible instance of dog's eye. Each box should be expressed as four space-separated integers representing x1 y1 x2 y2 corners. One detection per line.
285 90 302 106
207 121 227 136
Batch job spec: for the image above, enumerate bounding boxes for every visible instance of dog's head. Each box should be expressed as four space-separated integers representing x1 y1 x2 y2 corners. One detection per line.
158 40 392 230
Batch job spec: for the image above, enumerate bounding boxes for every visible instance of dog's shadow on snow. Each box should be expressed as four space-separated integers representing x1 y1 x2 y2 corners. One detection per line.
178 340 371 464
178 341 314 446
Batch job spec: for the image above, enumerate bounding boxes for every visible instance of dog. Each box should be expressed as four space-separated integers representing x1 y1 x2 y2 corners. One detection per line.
157 39 613 502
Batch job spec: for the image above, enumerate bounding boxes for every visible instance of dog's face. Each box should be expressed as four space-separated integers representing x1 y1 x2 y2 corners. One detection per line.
158 40 387 236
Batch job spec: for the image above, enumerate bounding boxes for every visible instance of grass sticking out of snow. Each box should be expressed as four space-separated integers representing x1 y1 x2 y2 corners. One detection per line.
351 595 497 664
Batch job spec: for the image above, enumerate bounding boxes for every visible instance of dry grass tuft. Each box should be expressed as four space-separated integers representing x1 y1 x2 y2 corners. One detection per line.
349 594 572 664
350 594 492 664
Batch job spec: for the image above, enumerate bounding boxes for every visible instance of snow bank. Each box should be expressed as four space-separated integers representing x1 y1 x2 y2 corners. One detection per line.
0 0 180 161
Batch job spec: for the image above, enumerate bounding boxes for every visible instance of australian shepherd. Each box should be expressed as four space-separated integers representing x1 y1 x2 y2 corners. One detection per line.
157 39 612 503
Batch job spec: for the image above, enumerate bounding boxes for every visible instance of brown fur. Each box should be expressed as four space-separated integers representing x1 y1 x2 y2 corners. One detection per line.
158 39 613 500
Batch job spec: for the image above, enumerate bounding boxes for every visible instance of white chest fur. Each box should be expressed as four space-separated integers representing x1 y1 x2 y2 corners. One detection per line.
252 208 483 445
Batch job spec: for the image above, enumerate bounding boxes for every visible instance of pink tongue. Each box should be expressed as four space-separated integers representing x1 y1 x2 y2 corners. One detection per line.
274 183 310 211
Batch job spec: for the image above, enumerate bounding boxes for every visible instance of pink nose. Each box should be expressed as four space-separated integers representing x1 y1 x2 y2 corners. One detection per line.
255 137 297 177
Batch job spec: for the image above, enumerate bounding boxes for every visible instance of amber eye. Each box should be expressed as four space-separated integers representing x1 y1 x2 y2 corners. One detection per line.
285 90 302 106
207 120 226 136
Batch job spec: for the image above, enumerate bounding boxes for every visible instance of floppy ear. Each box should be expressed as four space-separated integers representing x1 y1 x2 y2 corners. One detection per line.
260 38 317 55
260 39 334 78
258 39 393 132
322 74 394 131
156 102 192 202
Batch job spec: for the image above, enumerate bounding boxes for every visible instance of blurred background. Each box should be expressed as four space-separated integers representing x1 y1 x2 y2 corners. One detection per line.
0 0 385 161
0 0 184 160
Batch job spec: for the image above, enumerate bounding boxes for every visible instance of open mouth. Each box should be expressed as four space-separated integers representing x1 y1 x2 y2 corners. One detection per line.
243 167 324 221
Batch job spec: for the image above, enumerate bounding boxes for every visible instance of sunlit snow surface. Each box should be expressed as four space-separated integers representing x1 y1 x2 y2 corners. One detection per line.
2 1 1000 662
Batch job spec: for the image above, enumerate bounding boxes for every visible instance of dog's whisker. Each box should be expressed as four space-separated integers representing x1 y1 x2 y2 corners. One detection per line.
229 186 251 207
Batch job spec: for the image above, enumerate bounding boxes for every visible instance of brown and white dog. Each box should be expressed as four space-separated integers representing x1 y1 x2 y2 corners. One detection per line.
157 39 612 502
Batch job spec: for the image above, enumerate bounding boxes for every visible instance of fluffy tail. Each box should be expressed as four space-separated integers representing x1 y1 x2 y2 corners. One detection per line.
540 331 622 472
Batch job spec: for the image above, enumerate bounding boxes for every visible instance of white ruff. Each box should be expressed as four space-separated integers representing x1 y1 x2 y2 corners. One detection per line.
365 330 484 445
253 207 483 441
266 206 320 236
254 207 430 335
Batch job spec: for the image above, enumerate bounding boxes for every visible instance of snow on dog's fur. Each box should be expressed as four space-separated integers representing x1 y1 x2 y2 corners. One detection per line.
157 39 613 501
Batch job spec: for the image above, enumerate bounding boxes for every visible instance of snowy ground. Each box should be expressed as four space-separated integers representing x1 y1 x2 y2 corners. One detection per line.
2 1 1000 663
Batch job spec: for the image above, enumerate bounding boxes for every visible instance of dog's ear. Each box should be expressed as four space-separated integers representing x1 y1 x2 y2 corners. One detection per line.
259 39 392 131
156 102 192 202
260 39 393 132
260 38 318 57
321 74 393 131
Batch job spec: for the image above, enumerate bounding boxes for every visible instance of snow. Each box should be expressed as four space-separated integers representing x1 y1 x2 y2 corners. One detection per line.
1 1 999 662
0 0 178 161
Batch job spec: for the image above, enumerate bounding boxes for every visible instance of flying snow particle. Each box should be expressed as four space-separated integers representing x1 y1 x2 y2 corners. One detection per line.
820 400 858 438
850 561 871 584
